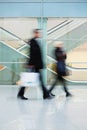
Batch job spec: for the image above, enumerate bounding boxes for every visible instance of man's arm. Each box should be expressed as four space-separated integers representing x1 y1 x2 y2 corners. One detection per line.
29 43 35 67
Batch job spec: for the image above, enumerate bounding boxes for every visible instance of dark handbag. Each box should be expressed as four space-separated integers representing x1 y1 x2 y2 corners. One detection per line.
57 61 67 76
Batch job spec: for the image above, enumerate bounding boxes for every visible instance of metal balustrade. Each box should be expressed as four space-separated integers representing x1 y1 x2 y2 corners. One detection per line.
0 27 29 56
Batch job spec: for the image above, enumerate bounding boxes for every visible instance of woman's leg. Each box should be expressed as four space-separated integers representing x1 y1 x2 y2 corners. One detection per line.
58 75 72 97
49 76 58 93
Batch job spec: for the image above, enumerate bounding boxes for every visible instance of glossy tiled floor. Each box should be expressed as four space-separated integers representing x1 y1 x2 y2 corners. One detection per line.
0 86 87 130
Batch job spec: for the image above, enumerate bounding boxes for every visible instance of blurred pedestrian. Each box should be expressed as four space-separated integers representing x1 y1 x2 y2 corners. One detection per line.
49 41 72 97
17 29 52 100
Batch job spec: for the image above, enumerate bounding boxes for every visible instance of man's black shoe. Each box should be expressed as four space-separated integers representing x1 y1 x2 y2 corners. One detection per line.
17 95 28 100
50 93 55 97
43 94 54 99
66 93 72 97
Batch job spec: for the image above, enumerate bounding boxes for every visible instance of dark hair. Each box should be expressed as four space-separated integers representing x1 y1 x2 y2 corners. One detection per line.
33 29 41 33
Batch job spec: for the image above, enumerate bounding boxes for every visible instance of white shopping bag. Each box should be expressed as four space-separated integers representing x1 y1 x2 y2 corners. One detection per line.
20 72 40 87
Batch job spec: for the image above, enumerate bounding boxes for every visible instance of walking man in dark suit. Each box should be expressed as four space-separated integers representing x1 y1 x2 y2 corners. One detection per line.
17 29 52 100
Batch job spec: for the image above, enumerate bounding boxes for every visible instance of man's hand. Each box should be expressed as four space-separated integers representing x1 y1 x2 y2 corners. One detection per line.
28 65 34 68
23 64 34 68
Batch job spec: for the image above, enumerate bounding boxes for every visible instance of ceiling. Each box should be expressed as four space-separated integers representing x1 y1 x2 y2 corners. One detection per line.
0 0 86 3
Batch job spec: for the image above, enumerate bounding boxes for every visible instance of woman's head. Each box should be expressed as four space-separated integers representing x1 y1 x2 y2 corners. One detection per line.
54 41 64 48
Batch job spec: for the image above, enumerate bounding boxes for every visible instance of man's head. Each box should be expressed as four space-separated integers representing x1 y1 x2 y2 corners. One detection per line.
33 29 42 38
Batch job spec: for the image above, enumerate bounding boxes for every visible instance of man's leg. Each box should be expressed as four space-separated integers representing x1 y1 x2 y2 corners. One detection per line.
17 87 25 97
35 68 51 99
39 70 49 98
17 87 28 100
49 76 58 93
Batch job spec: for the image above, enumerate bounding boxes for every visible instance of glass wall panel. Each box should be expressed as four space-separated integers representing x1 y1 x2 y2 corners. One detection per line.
0 18 38 84
47 18 87 83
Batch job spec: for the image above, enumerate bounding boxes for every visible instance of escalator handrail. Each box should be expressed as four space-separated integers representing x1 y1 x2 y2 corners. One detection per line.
47 20 73 35
47 20 87 46
0 27 27 44
0 66 6 71
0 40 29 58
47 67 87 83
47 20 68 34
48 20 67 32
47 55 87 70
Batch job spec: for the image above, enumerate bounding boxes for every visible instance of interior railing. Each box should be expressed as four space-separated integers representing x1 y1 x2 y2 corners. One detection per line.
47 20 72 35
0 27 29 56
47 59 87 82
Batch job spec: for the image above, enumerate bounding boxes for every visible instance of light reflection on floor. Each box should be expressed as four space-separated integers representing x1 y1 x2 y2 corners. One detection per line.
0 87 87 130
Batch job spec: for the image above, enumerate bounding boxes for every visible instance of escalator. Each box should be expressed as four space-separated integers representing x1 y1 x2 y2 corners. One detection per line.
47 19 87 58
47 19 87 41
47 19 72 35
47 66 87 83
0 65 19 85
0 28 30 84
0 42 26 74
47 55 87 83
0 65 6 71
0 27 29 57
1 19 87 84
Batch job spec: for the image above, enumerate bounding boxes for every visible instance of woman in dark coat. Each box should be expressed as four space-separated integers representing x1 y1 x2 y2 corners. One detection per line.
49 42 72 97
